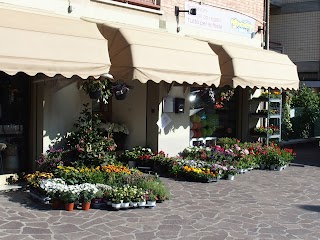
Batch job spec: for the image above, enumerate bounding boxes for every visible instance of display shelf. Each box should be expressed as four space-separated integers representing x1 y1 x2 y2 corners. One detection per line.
249 89 282 144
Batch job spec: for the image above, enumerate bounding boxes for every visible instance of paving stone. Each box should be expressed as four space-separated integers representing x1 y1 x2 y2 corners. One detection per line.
21 227 52 235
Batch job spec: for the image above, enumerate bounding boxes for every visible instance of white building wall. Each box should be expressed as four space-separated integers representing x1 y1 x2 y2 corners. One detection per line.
42 81 90 152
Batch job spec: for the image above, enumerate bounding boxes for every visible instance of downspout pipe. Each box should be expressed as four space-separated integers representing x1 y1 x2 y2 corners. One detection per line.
265 0 270 50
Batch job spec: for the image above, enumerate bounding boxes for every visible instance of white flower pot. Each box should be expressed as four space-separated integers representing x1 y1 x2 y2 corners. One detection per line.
138 201 146 207
112 203 121 209
130 202 138 207
121 202 130 208
147 201 156 207
227 174 235 181
276 166 283 171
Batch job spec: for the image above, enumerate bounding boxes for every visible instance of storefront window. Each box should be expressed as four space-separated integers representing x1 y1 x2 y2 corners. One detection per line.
189 86 238 143
0 72 30 173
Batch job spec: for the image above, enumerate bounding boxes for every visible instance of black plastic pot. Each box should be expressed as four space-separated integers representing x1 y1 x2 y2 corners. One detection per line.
89 90 101 99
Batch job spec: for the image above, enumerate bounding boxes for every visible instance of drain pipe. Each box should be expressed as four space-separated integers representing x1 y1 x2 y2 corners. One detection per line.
264 0 270 50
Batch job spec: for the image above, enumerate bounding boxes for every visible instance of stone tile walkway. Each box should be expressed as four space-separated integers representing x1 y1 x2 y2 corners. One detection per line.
1 165 320 240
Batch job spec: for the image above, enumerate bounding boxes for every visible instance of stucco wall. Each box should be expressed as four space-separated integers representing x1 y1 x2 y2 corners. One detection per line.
111 80 147 149
42 81 90 152
157 85 190 156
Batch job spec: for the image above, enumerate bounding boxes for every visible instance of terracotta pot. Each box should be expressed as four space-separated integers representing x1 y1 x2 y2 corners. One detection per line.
81 202 91 211
51 199 61 210
65 202 74 211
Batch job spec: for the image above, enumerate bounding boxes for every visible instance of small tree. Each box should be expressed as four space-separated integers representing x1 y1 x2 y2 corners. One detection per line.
291 87 320 138
65 104 117 166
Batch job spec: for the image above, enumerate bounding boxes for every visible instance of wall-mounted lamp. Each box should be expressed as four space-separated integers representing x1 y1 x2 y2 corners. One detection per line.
251 25 264 38
175 6 197 33
174 6 197 17
68 0 73 13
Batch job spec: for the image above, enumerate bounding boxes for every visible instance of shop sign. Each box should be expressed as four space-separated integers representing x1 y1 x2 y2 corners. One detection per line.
184 1 255 37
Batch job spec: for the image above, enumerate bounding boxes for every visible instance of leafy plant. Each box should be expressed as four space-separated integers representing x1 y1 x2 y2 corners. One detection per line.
291 86 320 138
64 104 117 167
79 78 112 104
36 147 64 172
79 183 99 203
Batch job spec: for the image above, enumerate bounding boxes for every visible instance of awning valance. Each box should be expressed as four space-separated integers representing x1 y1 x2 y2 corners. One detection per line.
96 22 221 85
208 42 299 89
0 6 111 78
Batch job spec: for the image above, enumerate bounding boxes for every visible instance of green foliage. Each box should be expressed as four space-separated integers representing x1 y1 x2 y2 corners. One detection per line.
282 92 293 140
79 78 112 104
65 104 117 166
291 87 320 138
216 137 240 148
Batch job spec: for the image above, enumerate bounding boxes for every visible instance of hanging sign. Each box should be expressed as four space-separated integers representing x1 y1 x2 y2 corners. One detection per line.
185 1 255 37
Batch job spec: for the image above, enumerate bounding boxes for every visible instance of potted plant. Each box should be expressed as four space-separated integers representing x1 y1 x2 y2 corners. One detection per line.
111 187 123 210
79 78 112 104
146 193 157 207
39 178 66 209
226 166 237 180
79 183 98 211
59 185 80 211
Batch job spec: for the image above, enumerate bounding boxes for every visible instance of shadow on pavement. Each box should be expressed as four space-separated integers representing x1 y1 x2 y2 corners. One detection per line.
2 190 51 211
297 205 320 213
282 140 320 167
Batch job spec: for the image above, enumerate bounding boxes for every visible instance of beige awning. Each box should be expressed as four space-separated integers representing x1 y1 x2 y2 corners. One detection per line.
208 42 299 89
96 22 221 85
0 6 110 78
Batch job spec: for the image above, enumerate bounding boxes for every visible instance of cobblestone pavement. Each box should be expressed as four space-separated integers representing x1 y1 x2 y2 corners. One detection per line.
1 165 320 240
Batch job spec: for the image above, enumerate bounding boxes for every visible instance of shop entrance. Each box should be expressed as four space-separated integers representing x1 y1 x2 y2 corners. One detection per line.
0 72 31 174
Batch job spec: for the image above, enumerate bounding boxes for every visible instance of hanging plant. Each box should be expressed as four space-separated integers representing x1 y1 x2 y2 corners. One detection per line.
112 83 133 100
79 77 112 104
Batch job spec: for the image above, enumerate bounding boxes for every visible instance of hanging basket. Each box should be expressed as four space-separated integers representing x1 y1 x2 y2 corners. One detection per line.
89 90 101 99
115 93 127 100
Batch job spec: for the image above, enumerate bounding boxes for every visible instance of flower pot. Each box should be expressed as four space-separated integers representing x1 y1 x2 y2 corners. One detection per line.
115 93 127 100
106 200 112 206
89 90 101 99
130 202 138 208
138 201 146 207
276 166 283 171
260 164 266 170
112 203 121 209
128 160 136 168
269 165 276 170
147 201 156 207
65 202 74 211
121 202 130 208
227 174 235 181
91 198 102 204
51 199 61 210
81 202 91 211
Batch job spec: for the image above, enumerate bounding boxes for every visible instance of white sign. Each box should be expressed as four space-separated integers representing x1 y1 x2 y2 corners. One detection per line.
157 113 172 129
185 1 255 37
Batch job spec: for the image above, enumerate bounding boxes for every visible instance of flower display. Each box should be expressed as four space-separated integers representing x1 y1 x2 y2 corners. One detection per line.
99 122 129 135
99 165 131 174
25 171 54 189
36 147 64 172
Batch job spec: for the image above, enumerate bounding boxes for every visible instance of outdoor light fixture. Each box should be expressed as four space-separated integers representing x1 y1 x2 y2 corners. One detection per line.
175 6 197 17
251 25 264 38
175 6 197 32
